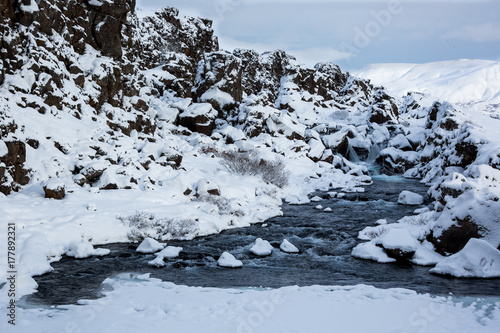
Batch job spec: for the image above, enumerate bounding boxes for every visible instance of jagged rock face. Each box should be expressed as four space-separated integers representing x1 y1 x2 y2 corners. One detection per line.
0 141 30 195
0 0 398 198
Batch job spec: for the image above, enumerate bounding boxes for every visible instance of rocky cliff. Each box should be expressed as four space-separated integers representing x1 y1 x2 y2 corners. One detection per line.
0 0 398 196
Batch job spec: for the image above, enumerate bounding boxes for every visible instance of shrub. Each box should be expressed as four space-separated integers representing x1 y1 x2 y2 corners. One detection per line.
118 211 198 241
219 150 290 188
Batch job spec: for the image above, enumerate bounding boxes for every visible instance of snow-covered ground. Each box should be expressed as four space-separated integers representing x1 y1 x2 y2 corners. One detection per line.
1 274 499 333
1 1 500 330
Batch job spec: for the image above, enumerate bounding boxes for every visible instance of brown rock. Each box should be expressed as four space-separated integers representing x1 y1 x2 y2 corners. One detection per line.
43 185 65 200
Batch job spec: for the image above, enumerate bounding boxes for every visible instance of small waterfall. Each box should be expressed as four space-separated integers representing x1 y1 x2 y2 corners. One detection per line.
347 144 361 162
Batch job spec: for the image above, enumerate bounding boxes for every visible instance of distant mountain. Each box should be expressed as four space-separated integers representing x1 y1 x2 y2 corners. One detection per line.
352 59 500 104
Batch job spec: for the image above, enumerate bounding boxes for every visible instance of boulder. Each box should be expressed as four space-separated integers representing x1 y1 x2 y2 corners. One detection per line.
376 228 418 261
43 179 65 200
178 103 218 135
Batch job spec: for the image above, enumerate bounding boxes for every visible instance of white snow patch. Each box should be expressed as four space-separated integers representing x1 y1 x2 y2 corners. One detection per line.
250 238 273 256
351 241 396 263
136 238 165 254
280 239 299 253
430 238 500 278
66 242 110 258
376 228 418 253
217 252 243 268
398 190 424 205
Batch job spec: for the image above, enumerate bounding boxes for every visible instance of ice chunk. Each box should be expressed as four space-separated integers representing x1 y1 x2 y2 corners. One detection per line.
217 252 243 268
430 238 500 278
250 238 273 256
397 190 424 205
280 239 299 253
136 238 165 254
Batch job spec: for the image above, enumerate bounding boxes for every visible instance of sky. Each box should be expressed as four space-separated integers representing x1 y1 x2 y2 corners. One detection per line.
135 0 500 71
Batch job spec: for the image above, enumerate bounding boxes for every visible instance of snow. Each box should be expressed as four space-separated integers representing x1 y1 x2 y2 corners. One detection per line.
180 103 217 119
351 241 396 263
200 86 235 107
280 239 299 253
353 59 500 104
0 140 7 156
217 251 243 268
376 228 418 253
324 207 332 212
66 242 110 258
136 238 165 253
412 241 444 266
430 238 500 278
44 177 65 190
250 238 274 256
2 275 499 333
148 246 183 267
398 190 424 205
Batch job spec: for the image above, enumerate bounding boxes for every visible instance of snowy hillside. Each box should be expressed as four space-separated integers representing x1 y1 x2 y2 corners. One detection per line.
352 59 500 104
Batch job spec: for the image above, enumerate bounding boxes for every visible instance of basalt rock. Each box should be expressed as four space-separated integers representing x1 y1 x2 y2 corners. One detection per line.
0 141 30 195
428 217 483 255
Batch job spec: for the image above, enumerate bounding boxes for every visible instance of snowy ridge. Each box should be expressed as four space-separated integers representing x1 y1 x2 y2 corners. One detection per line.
353 59 500 104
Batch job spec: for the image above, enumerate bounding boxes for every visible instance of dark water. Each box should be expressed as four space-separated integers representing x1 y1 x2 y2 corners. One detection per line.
26 176 500 306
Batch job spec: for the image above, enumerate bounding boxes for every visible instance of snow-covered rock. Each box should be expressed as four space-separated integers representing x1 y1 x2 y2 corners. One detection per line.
43 178 66 200
148 246 183 267
375 228 418 260
280 239 299 253
397 190 424 205
430 238 500 278
136 238 165 254
249 238 274 256
66 242 110 259
217 252 243 268
351 242 396 263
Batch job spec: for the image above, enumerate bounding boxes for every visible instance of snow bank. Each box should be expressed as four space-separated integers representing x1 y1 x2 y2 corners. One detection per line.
250 238 274 256
398 190 424 205
217 252 243 268
8 276 499 333
136 238 165 254
430 238 500 278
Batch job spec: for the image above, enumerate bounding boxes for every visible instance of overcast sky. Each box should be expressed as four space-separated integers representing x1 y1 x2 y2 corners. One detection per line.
136 0 500 71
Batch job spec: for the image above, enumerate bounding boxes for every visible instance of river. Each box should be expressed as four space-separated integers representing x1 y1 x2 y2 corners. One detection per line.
26 175 500 306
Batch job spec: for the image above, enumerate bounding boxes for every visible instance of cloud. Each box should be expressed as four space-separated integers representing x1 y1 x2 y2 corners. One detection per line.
218 36 353 67
442 22 500 42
